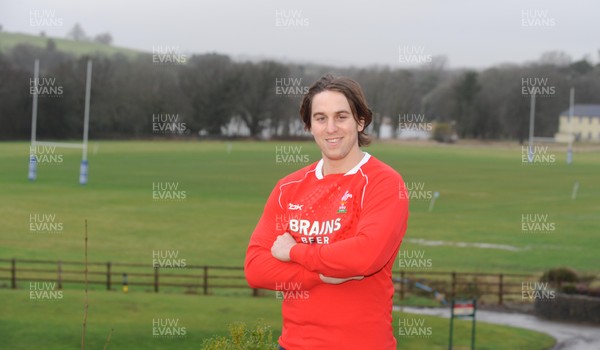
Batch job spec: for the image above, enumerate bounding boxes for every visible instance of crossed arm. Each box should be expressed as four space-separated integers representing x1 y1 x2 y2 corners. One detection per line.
245 176 408 291
244 186 362 291
270 233 363 284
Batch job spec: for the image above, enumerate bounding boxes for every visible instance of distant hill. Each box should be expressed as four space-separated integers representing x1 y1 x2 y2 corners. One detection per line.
0 31 145 59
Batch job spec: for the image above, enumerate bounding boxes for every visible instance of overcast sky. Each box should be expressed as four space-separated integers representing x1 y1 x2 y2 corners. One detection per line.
1 0 598 69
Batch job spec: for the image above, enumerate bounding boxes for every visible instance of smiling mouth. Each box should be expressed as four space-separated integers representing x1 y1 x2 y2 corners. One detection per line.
325 137 342 144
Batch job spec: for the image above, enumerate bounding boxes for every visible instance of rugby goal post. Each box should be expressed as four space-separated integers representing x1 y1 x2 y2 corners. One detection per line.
28 59 92 184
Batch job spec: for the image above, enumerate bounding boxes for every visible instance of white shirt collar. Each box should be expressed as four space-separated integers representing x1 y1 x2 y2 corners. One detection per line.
315 152 371 180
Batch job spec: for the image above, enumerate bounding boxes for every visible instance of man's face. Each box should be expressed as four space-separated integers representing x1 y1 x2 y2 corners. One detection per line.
310 90 364 161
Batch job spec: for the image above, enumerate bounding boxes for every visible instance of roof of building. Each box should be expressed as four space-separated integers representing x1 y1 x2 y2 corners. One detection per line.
560 104 600 117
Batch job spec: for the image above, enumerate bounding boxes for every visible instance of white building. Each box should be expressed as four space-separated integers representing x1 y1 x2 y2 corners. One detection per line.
555 104 600 143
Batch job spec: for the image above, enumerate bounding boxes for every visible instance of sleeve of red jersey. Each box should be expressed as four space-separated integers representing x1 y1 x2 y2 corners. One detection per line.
289 173 409 278
244 180 322 291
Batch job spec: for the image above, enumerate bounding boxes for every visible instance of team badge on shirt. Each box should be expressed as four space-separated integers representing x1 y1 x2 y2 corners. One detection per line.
337 190 353 213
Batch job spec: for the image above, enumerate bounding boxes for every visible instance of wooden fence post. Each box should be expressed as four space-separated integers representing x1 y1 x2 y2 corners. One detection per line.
57 260 62 289
154 267 159 293
498 273 504 305
400 271 405 301
106 262 111 291
11 258 16 289
451 272 457 300
203 266 208 295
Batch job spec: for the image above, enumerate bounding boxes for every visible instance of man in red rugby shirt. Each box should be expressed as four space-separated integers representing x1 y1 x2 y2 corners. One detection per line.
245 74 409 350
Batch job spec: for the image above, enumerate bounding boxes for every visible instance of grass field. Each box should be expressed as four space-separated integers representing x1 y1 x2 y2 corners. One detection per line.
1 141 599 274
0 289 555 350
0 140 597 349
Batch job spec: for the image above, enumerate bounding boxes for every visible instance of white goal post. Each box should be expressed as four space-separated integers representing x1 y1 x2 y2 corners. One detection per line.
28 59 92 184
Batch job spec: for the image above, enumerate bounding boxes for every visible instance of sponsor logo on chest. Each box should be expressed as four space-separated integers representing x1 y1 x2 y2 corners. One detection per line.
285 188 355 244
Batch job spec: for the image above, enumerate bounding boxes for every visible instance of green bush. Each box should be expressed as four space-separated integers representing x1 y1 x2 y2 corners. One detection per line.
432 123 456 143
540 268 578 287
560 284 578 294
202 319 279 350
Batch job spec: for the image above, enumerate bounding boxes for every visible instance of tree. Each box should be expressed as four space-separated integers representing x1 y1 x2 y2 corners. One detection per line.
1 38 599 141
0 53 32 139
180 54 238 136
569 59 593 75
451 71 481 138
93 33 113 45
234 61 289 138
67 23 87 41
539 51 571 67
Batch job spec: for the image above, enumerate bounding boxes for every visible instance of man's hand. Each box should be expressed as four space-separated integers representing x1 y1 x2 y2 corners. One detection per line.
271 232 297 262
320 274 364 285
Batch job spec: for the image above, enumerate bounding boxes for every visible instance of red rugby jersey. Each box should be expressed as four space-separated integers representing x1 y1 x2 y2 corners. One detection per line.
245 153 409 350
